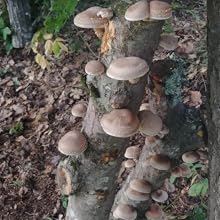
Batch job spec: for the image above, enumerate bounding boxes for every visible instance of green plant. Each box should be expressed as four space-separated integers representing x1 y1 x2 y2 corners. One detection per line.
0 16 12 53
31 0 79 69
162 20 173 33
0 68 10 78
187 204 207 220
9 121 24 136
188 178 208 197
10 179 24 188
60 195 68 209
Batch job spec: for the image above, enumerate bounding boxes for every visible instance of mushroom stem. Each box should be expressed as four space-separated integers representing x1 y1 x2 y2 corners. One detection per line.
129 78 140 84
94 28 105 39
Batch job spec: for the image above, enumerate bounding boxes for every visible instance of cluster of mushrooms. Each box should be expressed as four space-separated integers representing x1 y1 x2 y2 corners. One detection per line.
56 1 206 220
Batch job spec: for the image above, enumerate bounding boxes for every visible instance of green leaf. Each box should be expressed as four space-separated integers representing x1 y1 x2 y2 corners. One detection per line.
2 27 11 41
170 175 177 184
60 195 68 209
52 41 61 57
188 178 208 197
0 17 5 29
188 205 207 220
9 121 24 136
5 41 13 54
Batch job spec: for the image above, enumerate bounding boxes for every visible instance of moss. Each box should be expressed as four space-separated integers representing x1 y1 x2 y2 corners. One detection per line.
165 55 187 107
70 160 80 171
80 75 89 92
88 84 100 98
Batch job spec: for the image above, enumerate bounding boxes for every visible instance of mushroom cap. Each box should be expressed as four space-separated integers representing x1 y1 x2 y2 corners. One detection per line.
159 33 178 51
145 204 163 219
171 164 191 177
151 189 168 203
150 1 172 20
85 60 105 75
106 57 149 81
139 110 163 136
71 103 87 117
124 159 136 168
100 109 140 137
196 149 208 161
182 151 200 163
150 154 171 171
125 1 150 21
145 136 161 145
56 166 73 195
139 103 150 111
126 187 150 201
163 179 176 193
97 8 113 19
130 179 152 193
179 164 191 177
74 7 106 28
124 145 141 159
58 130 87 155
113 204 137 220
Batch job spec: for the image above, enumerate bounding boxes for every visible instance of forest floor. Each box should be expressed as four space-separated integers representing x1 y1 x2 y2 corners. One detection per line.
0 0 207 220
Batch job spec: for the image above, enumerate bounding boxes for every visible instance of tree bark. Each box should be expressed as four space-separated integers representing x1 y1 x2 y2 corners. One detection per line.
207 0 220 219
5 0 32 48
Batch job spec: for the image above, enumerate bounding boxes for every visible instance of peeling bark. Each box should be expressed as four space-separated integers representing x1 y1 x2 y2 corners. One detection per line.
208 0 220 219
5 0 32 48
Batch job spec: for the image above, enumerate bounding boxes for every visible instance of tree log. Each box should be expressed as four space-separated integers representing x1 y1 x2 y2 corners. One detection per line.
207 0 220 219
65 1 163 219
65 1 204 220
5 0 32 48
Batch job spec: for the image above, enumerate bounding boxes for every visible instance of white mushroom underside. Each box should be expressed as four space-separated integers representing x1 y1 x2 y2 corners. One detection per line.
107 57 149 80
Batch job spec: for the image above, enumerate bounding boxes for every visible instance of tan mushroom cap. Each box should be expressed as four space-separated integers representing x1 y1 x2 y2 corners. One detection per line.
171 164 191 177
182 151 200 163
106 57 149 81
97 8 113 19
71 103 87 117
74 7 106 28
163 179 176 193
126 187 150 201
150 1 172 20
139 103 150 111
100 109 140 137
85 60 105 75
125 1 150 21
150 154 171 171
171 166 182 177
159 33 178 51
151 189 168 203
113 204 137 220
145 204 163 219
179 164 191 177
139 110 163 136
130 179 152 193
124 145 141 159
58 130 87 155
56 166 73 195
124 159 136 168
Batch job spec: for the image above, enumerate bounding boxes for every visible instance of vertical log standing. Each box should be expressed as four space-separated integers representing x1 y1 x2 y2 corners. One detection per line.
65 1 204 220
5 0 32 48
208 0 220 219
66 1 163 219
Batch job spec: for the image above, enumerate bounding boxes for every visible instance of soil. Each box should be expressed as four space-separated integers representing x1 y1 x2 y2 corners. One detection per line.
0 0 207 219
